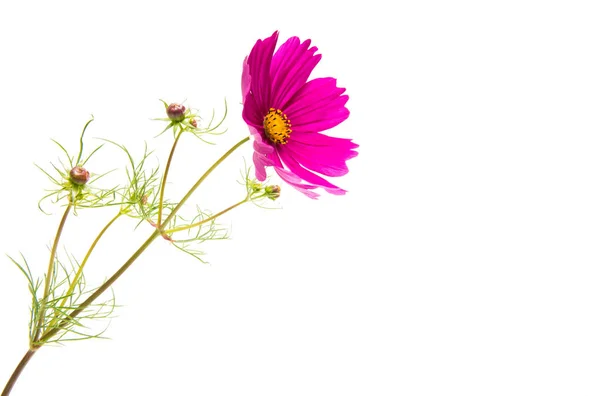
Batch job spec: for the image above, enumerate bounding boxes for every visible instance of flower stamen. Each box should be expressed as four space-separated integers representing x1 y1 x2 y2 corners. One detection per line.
263 108 292 144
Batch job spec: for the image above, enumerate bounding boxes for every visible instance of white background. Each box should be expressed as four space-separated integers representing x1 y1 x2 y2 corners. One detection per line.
1 1 600 395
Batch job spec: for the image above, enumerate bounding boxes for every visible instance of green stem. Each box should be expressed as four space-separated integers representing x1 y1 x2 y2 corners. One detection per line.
39 229 161 344
1 349 37 396
165 198 248 234
49 211 123 329
161 136 250 228
157 130 184 228
33 204 72 343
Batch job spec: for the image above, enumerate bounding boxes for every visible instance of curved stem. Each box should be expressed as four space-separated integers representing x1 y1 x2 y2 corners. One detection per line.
161 136 250 229
39 229 161 344
165 198 248 234
49 211 123 328
33 204 72 343
66 211 122 299
157 130 184 228
1 349 36 396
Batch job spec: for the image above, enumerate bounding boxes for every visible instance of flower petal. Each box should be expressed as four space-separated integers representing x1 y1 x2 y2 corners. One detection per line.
253 151 271 181
241 56 251 103
242 87 266 128
248 125 273 152
250 128 276 181
270 37 321 110
286 133 358 177
273 167 320 199
278 147 347 195
285 78 350 133
246 31 279 115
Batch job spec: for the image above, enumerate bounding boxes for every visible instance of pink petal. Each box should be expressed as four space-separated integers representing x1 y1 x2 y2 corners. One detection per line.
242 89 265 128
269 150 323 198
241 56 251 103
270 37 321 110
273 167 320 199
277 147 347 194
246 31 279 115
253 151 270 181
286 133 358 177
284 78 350 133
251 129 274 155
250 130 275 181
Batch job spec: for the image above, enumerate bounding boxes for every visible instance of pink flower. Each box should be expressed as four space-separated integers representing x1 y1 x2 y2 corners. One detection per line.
242 31 358 199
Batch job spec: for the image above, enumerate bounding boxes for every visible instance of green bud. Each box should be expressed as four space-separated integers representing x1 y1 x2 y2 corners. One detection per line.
265 185 281 200
69 166 90 185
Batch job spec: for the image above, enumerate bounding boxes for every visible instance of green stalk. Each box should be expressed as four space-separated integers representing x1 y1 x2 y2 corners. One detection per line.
165 198 247 234
48 211 123 329
162 136 249 227
39 229 160 344
32 203 72 344
1 350 36 396
157 130 184 227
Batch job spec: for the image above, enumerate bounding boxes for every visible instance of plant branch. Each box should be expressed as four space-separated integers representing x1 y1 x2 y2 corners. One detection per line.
33 204 72 343
49 211 123 328
1 349 37 396
39 229 160 344
161 136 250 228
157 130 183 227
165 198 247 234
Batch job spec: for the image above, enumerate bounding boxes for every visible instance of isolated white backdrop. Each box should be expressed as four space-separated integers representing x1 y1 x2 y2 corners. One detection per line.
1 1 600 395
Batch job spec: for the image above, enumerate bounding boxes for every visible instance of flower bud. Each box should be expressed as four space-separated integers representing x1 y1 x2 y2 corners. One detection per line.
265 185 281 200
190 118 198 128
69 166 90 185
167 103 186 122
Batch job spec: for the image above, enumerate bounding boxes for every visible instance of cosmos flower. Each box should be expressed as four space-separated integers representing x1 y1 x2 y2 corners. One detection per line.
242 31 358 199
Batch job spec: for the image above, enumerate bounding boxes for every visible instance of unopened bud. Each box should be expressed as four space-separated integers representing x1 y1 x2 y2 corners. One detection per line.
167 103 186 122
190 118 198 128
70 166 90 185
265 185 281 200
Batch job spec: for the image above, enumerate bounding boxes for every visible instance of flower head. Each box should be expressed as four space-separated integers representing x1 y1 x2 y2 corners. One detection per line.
242 31 358 199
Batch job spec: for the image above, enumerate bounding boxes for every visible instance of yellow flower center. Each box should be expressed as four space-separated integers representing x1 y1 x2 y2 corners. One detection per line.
263 108 292 144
